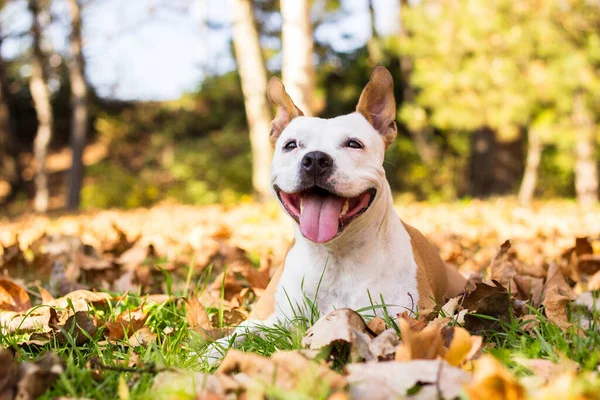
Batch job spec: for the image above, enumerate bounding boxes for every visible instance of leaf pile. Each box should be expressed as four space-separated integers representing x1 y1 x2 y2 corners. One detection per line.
0 201 599 398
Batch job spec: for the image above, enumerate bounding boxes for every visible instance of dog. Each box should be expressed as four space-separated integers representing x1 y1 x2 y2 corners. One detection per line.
204 66 466 364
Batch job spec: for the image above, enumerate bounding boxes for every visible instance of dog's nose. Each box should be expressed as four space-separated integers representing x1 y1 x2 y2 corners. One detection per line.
301 151 334 177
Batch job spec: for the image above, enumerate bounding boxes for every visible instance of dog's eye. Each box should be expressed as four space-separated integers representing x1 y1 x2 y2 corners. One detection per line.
346 140 363 149
284 140 297 151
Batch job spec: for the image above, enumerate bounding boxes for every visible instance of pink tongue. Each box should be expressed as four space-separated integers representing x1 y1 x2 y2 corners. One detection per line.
299 193 344 243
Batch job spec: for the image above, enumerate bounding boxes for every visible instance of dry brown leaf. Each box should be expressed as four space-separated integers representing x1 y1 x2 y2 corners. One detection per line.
302 308 369 349
209 308 247 328
542 263 574 331
0 347 18 400
184 294 213 338
464 355 526 400
105 303 148 341
461 281 516 334
127 327 157 347
46 290 111 313
217 349 345 395
54 311 98 345
397 310 427 331
347 359 470 400
542 286 573 331
490 240 518 289
0 349 65 400
0 278 31 312
366 316 386 335
395 318 446 361
36 286 54 304
513 274 545 307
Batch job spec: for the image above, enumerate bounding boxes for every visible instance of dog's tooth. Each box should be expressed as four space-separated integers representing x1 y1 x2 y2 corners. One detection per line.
300 198 304 213
340 199 349 217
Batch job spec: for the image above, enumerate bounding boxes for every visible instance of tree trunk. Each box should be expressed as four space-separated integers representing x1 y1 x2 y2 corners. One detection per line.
366 0 382 66
66 0 88 210
518 128 542 207
281 0 314 116
28 0 53 213
0 38 21 202
573 92 598 208
231 0 272 201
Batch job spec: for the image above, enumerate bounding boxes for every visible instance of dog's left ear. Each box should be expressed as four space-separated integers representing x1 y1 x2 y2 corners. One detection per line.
356 66 397 148
267 77 304 146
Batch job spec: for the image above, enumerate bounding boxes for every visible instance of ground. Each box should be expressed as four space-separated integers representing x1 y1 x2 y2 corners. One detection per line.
0 199 599 399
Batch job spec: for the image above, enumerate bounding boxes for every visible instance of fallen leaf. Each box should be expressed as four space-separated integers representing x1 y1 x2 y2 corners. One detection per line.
127 327 157 347
461 281 515 334
542 263 574 331
54 311 98 345
397 310 427 331
513 274 544 307
395 318 446 361
0 278 31 312
347 359 470 400
464 355 526 400
302 308 374 362
302 308 369 350
444 326 482 367
366 316 386 335
152 370 224 400
105 303 148 341
217 349 345 396
0 350 66 400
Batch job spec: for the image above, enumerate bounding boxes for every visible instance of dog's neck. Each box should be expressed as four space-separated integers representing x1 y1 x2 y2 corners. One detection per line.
291 180 404 261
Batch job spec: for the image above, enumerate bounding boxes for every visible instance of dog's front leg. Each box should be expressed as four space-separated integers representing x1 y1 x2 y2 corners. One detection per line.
202 313 281 367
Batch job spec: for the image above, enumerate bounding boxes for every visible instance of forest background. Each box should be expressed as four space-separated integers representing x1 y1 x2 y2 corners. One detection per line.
1 0 599 214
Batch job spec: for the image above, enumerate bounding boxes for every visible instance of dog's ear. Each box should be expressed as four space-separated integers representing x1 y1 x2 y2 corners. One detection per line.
267 77 304 146
356 66 397 148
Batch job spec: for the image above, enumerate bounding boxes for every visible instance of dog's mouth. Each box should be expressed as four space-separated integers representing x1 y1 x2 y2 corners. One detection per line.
275 186 377 243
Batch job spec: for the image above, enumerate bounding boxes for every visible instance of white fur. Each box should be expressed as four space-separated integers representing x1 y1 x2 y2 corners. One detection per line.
203 112 419 365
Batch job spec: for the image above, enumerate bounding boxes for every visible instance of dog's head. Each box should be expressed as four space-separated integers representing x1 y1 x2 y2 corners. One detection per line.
269 66 397 244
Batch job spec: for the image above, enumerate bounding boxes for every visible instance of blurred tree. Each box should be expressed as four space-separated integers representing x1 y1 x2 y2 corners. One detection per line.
281 0 314 115
28 0 54 212
231 0 272 202
401 0 600 206
66 0 89 210
0 22 22 203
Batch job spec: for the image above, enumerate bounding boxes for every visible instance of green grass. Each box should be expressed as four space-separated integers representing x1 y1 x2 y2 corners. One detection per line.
2 281 600 399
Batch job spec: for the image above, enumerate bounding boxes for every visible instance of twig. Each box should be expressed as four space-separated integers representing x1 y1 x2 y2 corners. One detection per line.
89 357 172 375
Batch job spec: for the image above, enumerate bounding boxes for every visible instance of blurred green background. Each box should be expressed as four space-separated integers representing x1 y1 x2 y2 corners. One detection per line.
0 0 599 213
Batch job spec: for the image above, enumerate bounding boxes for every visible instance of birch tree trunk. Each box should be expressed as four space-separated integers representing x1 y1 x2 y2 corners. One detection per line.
573 92 598 208
518 128 542 207
231 0 272 201
281 0 314 115
28 0 53 212
66 0 88 210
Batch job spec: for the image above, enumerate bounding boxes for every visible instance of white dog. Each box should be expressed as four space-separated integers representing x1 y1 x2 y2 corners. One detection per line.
205 66 465 364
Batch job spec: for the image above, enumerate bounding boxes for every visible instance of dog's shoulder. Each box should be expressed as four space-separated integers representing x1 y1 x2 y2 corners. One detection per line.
401 220 450 309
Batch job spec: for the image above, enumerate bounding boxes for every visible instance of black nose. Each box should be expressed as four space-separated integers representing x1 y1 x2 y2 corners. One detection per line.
301 151 334 177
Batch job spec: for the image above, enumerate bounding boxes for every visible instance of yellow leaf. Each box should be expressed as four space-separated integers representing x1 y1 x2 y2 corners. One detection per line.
444 327 473 366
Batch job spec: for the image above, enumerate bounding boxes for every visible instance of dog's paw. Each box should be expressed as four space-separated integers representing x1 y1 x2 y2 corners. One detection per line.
200 337 231 368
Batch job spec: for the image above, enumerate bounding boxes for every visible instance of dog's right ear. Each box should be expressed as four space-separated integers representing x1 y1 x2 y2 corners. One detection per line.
267 77 304 146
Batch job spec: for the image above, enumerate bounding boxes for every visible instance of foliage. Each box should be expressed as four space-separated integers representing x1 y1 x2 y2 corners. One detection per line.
1 202 600 398
400 0 600 197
